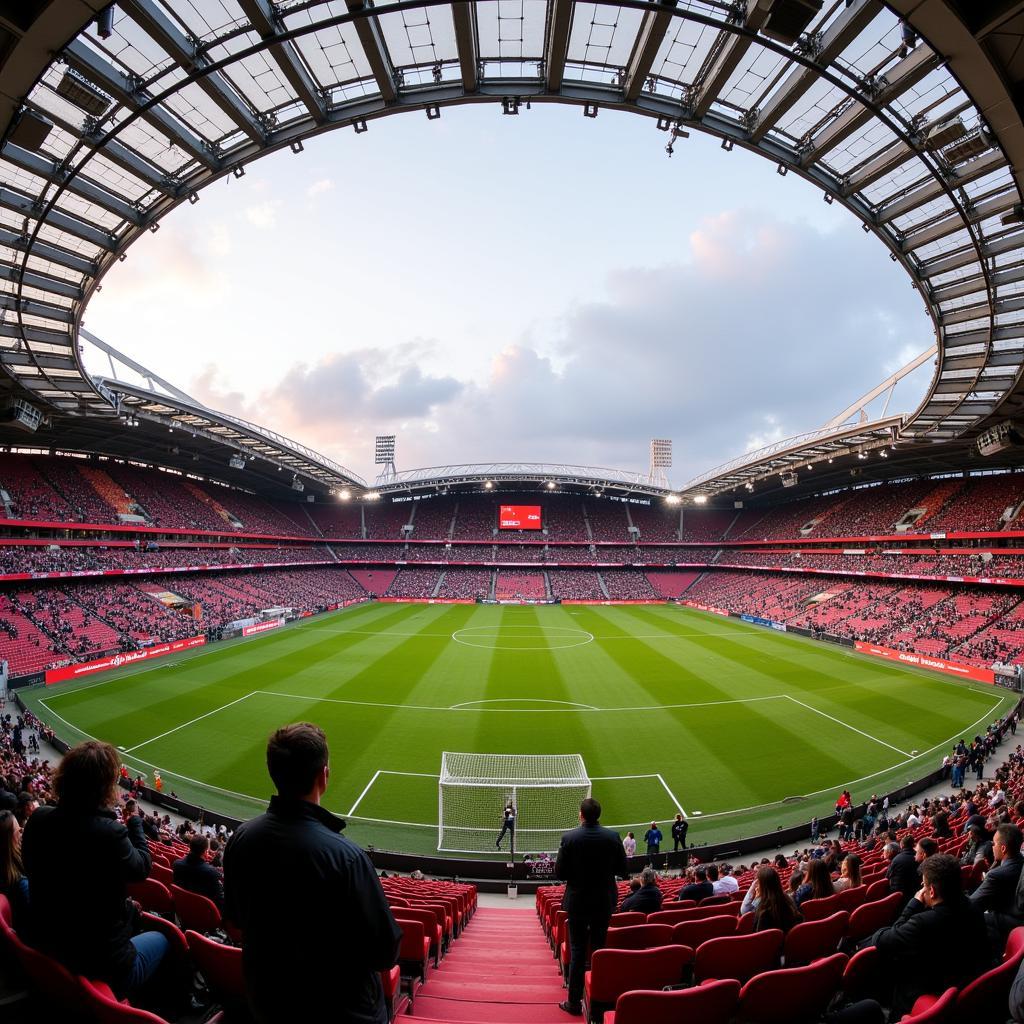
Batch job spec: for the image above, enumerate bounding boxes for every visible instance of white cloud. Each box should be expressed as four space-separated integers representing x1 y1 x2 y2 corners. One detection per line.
306 178 335 199
244 201 279 228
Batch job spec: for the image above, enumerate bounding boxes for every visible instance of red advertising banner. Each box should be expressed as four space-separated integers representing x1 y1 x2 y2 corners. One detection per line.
45 636 206 685
499 505 542 530
853 641 995 685
242 619 284 636
681 600 731 617
377 598 476 604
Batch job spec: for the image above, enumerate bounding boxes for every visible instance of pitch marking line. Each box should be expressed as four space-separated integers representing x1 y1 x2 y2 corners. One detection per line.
783 694 912 758
448 698 599 710
656 773 686 816
122 692 259 754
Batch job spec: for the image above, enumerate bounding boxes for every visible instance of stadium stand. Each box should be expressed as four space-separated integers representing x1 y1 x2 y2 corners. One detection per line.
585 502 630 541
306 503 363 538
678 509 735 542
548 570 604 600
450 496 497 540
386 569 443 599
409 500 455 540
602 571 658 600
539 497 588 541
646 571 701 598
436 569 492 600
365 503 414 539
495 572 547 600
630 505 681 542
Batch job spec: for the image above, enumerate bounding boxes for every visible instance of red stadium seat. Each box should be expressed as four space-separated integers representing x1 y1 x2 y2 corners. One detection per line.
584 945 693 1023
185 930 247 1017
900 988 958 1023
670 914 738 949
699 894 733 907
603 924 674 950
127 878 175 917
170 884 221 935
951 940 1024 1021
783 911 848 966
845 892 902 943
604 978 740 1024
390 906 442 965
835 886 867 912
798 893 845 922
78 977 224 1024
842 946 882 1003
693 930 783 984
865 878 891 901
737 952 847 1023
394 916 431 996
608 912 647 928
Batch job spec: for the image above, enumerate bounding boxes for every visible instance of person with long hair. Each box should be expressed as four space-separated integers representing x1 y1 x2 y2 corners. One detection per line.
741 865 801 933
21 741 167 997
834 853 862 892
794 856 836 906
0 809 28 929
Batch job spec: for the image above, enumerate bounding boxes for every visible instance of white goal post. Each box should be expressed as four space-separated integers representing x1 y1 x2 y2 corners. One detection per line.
438 752 591 854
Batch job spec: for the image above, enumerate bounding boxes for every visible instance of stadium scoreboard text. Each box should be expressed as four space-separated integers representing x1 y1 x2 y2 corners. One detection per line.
500 505 542 530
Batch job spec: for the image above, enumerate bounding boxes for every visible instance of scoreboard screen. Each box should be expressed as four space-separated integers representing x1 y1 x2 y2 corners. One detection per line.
500 505 542 530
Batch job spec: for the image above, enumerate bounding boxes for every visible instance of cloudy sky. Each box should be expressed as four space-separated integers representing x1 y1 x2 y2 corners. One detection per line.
83 104 934 487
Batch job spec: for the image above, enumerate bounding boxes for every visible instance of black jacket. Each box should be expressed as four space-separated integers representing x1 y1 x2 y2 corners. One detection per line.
886 851 920 901
620 883 663 914
556 822 628 919
223 796 401 1024
21 804 151 990
172 853 225 911
677 880 714 903
872 896 992 1019
971 854 1024 939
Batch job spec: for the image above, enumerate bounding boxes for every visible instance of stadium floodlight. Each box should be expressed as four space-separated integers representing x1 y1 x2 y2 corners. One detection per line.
546 481 556 490
438 752 591 854
484 480 493 490
665 494 681 505
694 495 708 505
339 489 351 501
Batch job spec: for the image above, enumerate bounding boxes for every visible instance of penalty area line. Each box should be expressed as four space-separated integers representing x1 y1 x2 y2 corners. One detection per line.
122 692 259 754
656 773 686 816
783 695 911 758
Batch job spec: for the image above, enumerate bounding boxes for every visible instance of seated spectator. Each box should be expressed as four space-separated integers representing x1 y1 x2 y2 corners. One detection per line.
21 741 166 997
712 863 738 896
915 837 938 866
224 723 401 1024
886 837 919 902
172 835 224 912
961 822 994 866
741 865 801 933
794 857 834 906
620 867 663 913
0 809 28 929
834 853 862 892
931 810 952 839
970 822 1024 948
676 866 713 903
869 853 992 1019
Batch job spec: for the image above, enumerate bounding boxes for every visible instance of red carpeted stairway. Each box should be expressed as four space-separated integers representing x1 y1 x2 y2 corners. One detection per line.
399 907 568 1023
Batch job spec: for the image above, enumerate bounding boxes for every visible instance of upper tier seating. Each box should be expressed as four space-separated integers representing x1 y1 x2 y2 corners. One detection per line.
495 572 546 600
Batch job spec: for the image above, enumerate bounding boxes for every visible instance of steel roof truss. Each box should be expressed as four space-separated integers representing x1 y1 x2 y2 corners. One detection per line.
623 0 677 103
344 0 398 105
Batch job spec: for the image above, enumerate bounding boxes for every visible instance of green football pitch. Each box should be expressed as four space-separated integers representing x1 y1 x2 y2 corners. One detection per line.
21 601 1016 858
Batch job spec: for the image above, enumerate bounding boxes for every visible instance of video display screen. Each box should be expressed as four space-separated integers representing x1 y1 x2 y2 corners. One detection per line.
500 505 542 530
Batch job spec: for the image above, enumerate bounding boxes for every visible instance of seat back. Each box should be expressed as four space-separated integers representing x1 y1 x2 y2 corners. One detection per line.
835 886 867 912
798 893 843 921
693 929 783 984
589 945 693 1003
842 946 881 1002
392 906 441 948
603 924 674 950
670 914 737 949
170 884 221 934
127 877 175 916
646 906 698 925
609 978 740 1024
12 936 87 1014
845 891 902 942
608 911 647 928
1005 925 1024 962
393 917 428 962
78 977 173 1023
737 952 847 1024
864 878 890 901
783 911 848 967
699 894 732 907
736 912 755 935
901 988 958 1023
955 941 1024 1021
185 929 246 1010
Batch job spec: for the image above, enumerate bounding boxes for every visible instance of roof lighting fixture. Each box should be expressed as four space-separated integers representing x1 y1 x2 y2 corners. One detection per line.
694 495 707 505
546 481 556 490
484 480 493 490
665 494 681 505
364 491 380 500
339 489 351 501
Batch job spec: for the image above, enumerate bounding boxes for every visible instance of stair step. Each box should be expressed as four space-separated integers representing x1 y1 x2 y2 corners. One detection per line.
406 997 569 1023
422 982 564 1003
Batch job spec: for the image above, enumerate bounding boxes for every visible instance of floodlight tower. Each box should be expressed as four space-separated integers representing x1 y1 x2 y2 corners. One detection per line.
649 439 672 488
375 434 397 485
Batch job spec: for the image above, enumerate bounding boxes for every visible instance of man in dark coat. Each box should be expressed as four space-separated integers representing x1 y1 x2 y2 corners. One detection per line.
676 866 714 903
555 797 628 1016
868 853 993 1019
172 834 225 912
620 867 663 914
886 836 920 902
970 822 1024 948
224 723 401 1024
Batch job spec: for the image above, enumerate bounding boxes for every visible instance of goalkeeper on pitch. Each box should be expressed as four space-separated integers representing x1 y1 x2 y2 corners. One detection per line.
495 802 516 849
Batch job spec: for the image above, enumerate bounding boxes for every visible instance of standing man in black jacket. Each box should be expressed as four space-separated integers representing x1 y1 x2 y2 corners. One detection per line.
224 723 401 1024
555 797 628 1016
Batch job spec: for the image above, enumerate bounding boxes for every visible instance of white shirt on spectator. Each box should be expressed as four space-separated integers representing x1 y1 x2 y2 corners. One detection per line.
713 875 739 896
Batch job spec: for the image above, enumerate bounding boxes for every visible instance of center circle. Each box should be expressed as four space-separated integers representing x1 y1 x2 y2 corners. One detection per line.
451 625 594 651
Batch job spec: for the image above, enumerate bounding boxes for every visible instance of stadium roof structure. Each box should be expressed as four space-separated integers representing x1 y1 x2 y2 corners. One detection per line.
0 1 1023 501
374 462 675 498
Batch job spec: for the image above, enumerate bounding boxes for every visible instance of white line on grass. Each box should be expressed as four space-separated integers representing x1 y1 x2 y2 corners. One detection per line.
448 698 599 710
347 771 381 816
122 692 259 754
656 773 686 816
783 695 912 758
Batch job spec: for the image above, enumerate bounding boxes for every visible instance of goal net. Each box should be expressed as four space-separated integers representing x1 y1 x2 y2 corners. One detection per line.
438 752 591 854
